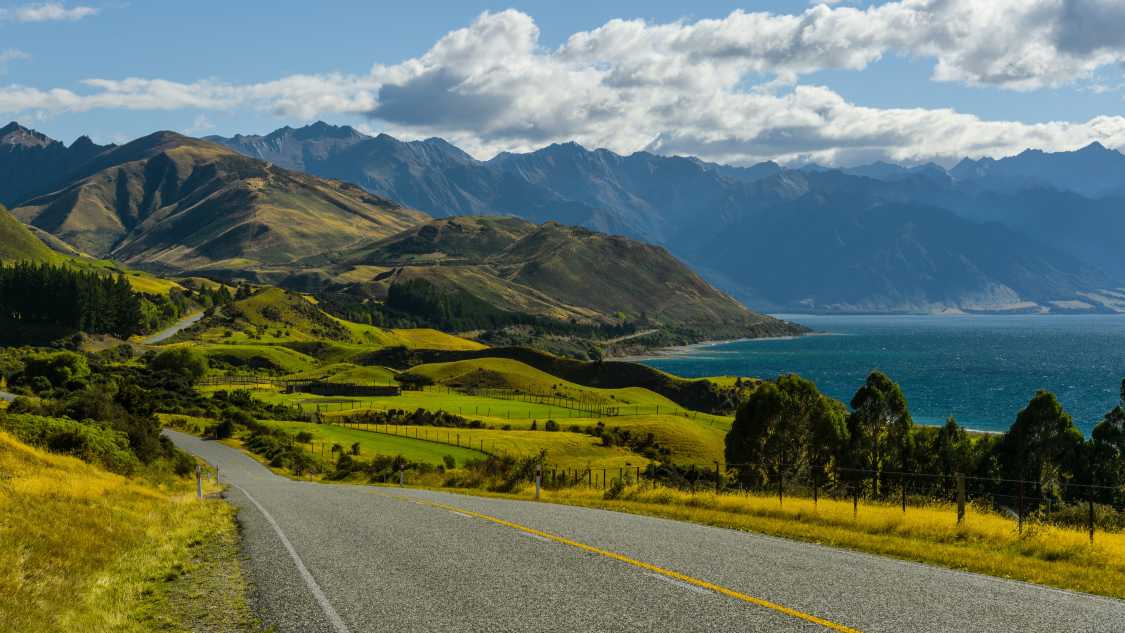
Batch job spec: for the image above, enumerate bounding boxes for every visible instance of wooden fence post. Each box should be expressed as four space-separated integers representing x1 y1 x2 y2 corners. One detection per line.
956 473 966 525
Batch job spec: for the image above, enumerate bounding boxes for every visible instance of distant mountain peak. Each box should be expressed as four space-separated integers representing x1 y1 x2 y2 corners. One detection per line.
0 121 57 148
1077 140 1110 153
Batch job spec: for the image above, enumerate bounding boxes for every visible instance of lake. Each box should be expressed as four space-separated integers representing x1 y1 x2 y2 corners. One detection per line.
639 315 1125 434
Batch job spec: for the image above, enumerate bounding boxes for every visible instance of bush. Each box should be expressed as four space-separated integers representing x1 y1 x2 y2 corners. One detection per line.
604 477 627 500
149 347 209 382
0 413 140 474
544 419 559 432
443 454 456 469
210 419 235 439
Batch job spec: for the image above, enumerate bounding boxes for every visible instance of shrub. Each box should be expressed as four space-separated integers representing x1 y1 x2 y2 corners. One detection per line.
443 454 456 469
149 347 209 382
544 419 559 432
0 413 140 474
210 419 235 440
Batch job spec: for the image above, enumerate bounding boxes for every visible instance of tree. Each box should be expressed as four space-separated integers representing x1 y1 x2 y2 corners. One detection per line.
1091 405 1125 503
149 347 208 382
847 371 913 495
725 375 847 485
998 390 1084 493
350 442 361 456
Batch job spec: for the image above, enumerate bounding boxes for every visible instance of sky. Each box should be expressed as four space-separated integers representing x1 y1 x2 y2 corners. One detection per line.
2 0 1125 166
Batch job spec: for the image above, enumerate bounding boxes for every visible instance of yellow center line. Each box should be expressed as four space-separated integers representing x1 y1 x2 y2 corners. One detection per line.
375 491 863 633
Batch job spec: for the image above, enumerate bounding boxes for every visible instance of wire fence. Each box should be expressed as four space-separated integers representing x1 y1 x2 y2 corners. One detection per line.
419 385 721 423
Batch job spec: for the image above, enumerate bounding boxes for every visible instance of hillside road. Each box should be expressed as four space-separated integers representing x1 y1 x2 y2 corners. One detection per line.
165 429 1125 633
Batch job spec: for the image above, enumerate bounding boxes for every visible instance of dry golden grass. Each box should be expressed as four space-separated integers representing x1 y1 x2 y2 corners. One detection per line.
488 483 1125 599
0 431 246 632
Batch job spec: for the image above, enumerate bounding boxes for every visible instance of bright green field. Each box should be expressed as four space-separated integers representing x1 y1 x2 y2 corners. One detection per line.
261 420 485 467
334 423 650 469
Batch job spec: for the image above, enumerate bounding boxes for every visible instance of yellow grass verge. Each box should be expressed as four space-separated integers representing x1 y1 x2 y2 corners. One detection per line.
0 431 255 632
465 483 1125 600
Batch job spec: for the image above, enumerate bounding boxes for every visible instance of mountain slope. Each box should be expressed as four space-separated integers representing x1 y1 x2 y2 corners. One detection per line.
8 129 429 272
0 204 61 263
314 216 801 337
213 124 1125 314
0 122 112 208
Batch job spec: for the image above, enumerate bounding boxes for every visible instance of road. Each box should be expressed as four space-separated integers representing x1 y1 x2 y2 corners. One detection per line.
143 311 204 344
165 430 1125 633
0 390 15 401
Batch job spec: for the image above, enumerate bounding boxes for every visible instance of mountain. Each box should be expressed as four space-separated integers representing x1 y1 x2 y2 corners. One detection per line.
0 122 112 208
7 129 428 272
950 142 1125 197
297 215 803 338
212 123 1125 314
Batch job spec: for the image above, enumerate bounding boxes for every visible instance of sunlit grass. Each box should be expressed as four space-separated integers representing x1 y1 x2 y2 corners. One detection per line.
499 483 1125 599
0 431 239 632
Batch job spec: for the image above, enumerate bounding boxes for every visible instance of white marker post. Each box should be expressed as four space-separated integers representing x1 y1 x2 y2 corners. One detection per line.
399 466 404 487
535 464 542 501
195 464 203 500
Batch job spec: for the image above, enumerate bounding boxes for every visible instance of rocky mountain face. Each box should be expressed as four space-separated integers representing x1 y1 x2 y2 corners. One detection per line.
211 124 1125 314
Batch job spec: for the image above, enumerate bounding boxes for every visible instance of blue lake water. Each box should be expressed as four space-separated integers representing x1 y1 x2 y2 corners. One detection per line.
640 315 1125 435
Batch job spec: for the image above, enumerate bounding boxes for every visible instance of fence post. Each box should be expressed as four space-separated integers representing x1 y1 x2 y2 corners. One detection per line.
1089 495 1095 543
535 464 542 501
399 466 404 487
778 469 784 505
902 475 908 514
812 469 818 507
714 461 721 495
195 464 203 500
956 473 966 525
1017 480 1025 534
853 484 859 519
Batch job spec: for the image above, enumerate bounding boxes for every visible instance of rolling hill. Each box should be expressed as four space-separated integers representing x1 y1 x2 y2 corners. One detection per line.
6 129 429 272
303 215 803 338
0 204 61 263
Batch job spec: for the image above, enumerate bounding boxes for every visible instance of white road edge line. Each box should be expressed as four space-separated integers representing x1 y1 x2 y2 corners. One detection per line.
232 482 351 633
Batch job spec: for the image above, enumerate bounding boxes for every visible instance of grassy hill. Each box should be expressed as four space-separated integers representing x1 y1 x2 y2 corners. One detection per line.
0 204 61 263
9 132 429 272
184 287 484 354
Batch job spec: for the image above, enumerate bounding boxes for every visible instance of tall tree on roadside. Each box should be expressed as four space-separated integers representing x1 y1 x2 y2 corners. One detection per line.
1091 405 1125 504
998 390 1084 496
725 374 847 485
847 370 913 495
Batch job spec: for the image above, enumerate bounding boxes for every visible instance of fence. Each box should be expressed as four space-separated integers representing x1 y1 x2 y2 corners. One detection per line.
200 374 400 397
334 420 500 456
419 385 722 424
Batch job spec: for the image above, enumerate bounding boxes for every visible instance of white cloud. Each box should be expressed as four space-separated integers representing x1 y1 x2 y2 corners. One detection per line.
0 49 29 74
4 5 1125 166
0 3 98 22
185 113 214 135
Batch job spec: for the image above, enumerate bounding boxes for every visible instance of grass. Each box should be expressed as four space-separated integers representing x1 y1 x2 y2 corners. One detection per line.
334 422 651 469
480 483 1125 600
260 419 485 467
198 343 319 374
0 431 256 632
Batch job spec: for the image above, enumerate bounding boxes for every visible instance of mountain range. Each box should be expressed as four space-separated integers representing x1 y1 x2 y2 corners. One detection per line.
0 122 794 341
211 124 1125 314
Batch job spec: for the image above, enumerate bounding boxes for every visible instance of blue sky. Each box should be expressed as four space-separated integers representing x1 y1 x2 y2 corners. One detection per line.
3 1 1125 166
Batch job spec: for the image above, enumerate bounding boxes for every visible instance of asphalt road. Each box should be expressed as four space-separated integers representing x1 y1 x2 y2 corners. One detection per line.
143 311 204 344
165 430 1125 633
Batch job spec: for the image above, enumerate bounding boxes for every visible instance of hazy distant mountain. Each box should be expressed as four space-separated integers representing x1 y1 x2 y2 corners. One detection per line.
0 122 112 207
950 142 1125 197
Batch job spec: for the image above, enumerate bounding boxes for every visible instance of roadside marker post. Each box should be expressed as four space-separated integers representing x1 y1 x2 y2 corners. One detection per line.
535 465 542 501
956 474 966 525
399 466 404 487
195 464 203 500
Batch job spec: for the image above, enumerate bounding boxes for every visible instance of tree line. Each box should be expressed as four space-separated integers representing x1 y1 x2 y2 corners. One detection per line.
0 262 187 339
725 372 1125 508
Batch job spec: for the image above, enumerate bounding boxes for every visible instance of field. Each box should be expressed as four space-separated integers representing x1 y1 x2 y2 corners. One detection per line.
484 483 1125 601
260 420 485 467
0 431 256 632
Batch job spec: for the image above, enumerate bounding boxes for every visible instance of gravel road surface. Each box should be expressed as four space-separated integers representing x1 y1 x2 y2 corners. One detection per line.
165 430 1125 633
143 311 204 344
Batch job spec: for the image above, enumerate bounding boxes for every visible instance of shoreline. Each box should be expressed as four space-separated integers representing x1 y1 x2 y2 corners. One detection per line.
616 331 837 362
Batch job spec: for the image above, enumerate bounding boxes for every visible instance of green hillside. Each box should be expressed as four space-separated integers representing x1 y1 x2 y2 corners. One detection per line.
0 205 61 263
10 132 429 271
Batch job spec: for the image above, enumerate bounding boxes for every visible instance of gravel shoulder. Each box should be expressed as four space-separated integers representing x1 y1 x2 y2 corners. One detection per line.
165 429 1125 633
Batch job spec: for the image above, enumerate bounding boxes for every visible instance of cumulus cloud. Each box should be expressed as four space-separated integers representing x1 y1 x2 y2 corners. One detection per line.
0 3 98 22
3 4 1125 165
